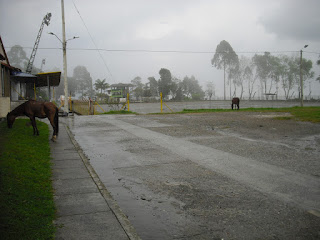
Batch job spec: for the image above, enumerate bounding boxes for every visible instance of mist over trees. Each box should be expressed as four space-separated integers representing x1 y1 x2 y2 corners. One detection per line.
211 40 239 100
211 40 317 100
6 45 95 99
6 45 41 74
131 76 144 100
6 44 320 101
73 66 93 98
128 69 204 101
6 45 28 70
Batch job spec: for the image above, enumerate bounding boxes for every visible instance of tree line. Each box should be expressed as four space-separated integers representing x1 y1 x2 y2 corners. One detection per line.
7 44 320 101
212 40 319 100
128 68 205 101
7 45 206 101
7 45 96 99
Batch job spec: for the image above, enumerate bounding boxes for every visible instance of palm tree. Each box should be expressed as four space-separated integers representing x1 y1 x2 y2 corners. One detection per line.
94 79 109 100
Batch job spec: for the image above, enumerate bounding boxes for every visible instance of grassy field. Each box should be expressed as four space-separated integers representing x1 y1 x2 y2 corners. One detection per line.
179 106 320 123
0 119 56 239
100 106 320 123
102 110 137 114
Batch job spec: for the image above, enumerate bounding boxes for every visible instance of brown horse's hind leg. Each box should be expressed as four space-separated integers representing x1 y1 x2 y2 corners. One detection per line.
30 117 39 135
48 115 57 142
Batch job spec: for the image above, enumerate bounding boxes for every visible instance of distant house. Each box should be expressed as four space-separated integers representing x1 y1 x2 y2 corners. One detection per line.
0 36 15 118
109 83 134 99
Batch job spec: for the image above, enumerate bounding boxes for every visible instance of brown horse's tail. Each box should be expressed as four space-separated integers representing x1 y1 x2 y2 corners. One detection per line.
55 107 59 136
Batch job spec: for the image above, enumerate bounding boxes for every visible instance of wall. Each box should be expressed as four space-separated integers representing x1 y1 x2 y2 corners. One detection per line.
0 97 10 118
0 65 11 118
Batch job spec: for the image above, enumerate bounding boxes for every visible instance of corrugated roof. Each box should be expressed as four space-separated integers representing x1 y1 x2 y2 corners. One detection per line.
110 83 134 88
11 71 37 83
36 71 61 87
10 71 61 87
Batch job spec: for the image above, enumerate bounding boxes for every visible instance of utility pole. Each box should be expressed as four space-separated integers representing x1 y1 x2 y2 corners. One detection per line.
300 45 308 107
61 0 68 113
49 1 78 113
223 60 226 101
300 49 303 107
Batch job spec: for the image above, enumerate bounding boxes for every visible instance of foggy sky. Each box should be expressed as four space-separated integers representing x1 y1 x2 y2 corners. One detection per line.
1 0 320 97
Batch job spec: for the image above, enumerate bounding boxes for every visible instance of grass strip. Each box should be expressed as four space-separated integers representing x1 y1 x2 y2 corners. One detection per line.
179 106 320 123
0 119 56 239
102 110 137 114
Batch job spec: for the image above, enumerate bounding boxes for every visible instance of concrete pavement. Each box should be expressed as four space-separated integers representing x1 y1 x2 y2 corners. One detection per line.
50 123 140 240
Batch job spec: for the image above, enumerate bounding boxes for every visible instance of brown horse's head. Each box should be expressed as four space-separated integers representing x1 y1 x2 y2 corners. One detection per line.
7 112 15 128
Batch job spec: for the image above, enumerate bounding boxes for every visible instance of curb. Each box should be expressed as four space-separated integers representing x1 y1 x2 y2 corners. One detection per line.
64 125 141 240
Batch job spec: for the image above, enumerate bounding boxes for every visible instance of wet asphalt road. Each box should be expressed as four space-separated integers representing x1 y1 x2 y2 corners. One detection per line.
64 107 320 240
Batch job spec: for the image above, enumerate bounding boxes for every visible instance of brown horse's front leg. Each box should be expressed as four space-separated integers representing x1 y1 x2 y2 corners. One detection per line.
30 117 39 135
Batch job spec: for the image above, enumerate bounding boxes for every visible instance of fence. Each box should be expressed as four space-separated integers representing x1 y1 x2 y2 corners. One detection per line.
72 99 95 115
64 94 320 116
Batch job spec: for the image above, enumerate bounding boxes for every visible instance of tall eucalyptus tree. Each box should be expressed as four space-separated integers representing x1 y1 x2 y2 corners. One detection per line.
211 40 239 100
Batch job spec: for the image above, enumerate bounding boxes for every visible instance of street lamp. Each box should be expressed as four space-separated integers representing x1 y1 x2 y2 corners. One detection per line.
300 44 308 107
47 0 79 114
48 32 79 42
48 32 78 114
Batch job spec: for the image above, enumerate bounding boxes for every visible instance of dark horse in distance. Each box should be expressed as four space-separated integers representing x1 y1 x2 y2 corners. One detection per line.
7 100 59 141
231 97 240 110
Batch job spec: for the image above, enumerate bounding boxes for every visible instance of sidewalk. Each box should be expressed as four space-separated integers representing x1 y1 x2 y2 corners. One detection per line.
50 123 141 240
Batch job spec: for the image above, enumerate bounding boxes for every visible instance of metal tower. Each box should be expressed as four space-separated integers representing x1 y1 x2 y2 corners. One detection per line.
26 13 52 74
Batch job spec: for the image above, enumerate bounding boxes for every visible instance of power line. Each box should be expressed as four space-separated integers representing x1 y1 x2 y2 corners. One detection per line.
6 46 320 55
72 0 114 82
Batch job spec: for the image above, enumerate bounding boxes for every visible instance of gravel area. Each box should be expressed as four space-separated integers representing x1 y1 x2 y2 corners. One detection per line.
138 111 320 176
67 111 320 239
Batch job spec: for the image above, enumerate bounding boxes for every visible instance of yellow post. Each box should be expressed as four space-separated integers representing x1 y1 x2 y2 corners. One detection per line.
127 93 130 111
88 101 90 115
95 101 106 113
160 92 163 113
69 97 72 111
34 82 36 100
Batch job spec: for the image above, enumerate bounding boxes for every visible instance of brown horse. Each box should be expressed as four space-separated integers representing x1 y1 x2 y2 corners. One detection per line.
231 97 240 110
7 100 59 141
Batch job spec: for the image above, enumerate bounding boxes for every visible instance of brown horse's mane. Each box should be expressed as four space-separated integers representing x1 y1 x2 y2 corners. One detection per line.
10 100 33 116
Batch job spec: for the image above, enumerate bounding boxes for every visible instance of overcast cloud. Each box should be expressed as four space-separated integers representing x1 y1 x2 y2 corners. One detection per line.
1 0 320 97
260 0 320 41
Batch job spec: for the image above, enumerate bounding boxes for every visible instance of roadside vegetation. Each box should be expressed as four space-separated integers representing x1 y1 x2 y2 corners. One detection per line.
179 107 320 123
0 119 56 239
101 110 137 114
97 106 320 123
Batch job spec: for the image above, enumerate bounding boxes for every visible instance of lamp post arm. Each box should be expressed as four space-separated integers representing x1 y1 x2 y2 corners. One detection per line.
48 32 62 43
